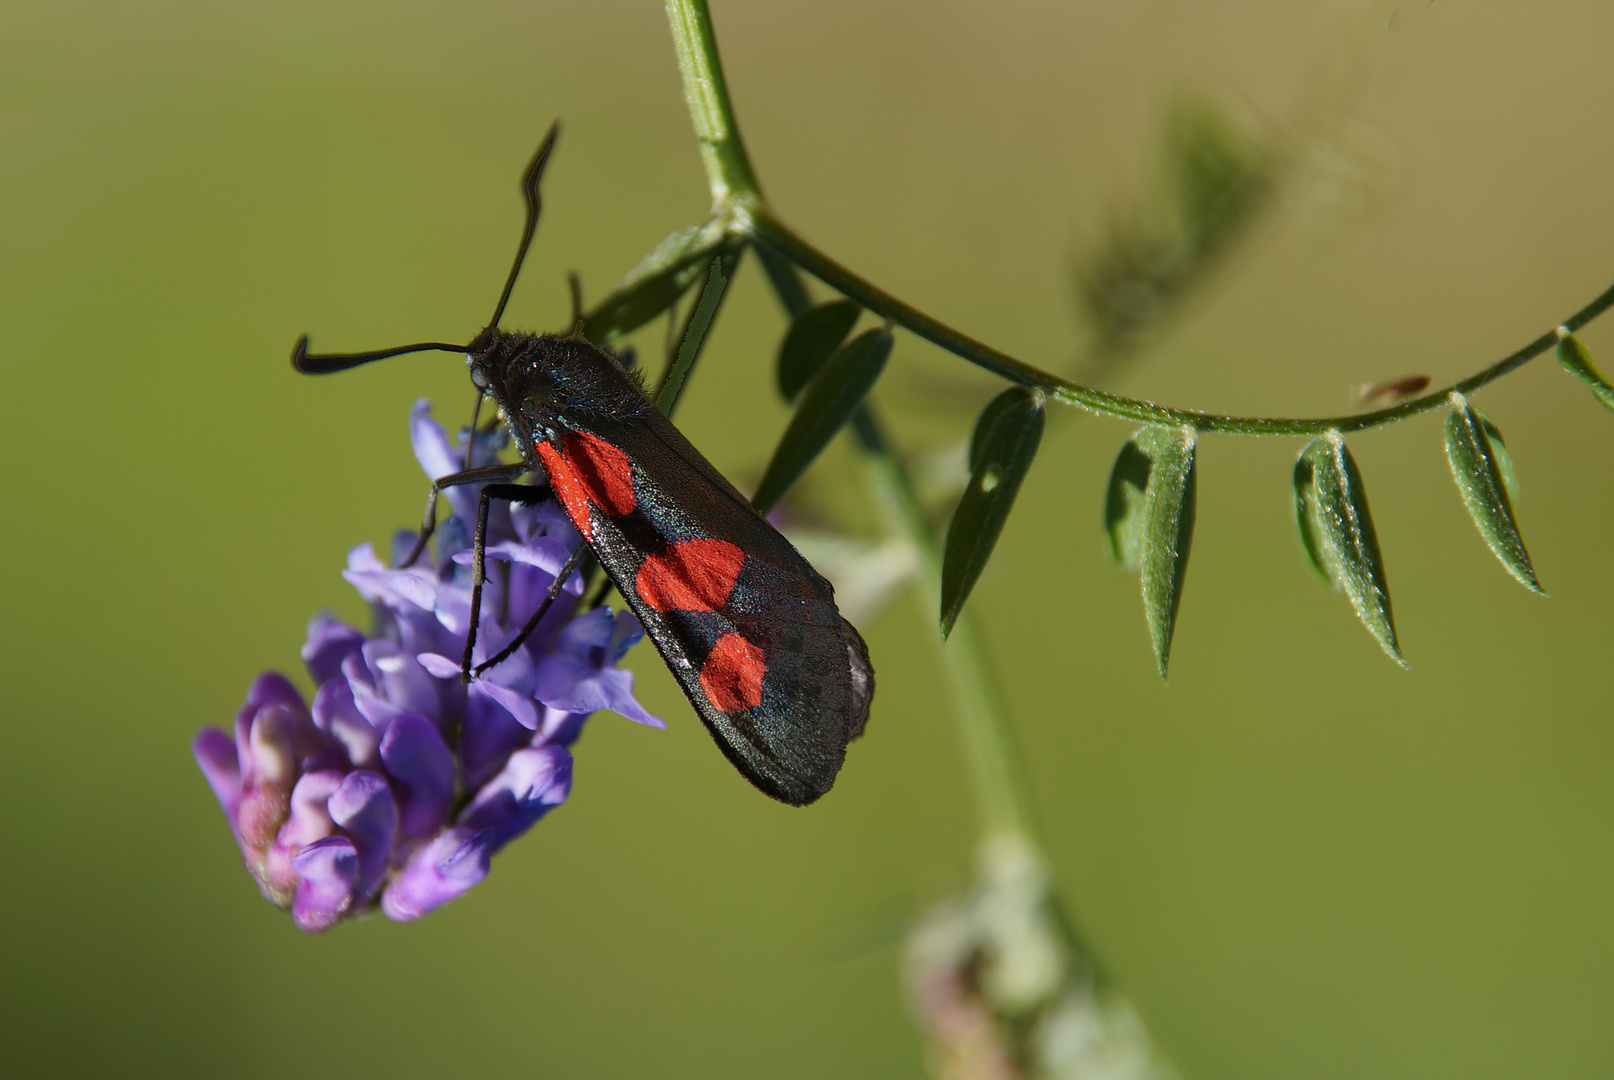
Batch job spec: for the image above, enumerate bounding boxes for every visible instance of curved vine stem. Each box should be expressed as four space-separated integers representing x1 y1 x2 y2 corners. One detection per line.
754 212 1614 436
662 0 1613 439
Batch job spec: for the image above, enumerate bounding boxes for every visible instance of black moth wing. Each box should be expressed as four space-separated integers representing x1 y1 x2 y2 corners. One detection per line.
573 405 873 806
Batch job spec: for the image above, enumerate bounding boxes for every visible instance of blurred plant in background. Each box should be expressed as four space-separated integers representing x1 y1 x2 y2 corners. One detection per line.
1075 96 1276 373
904 835 1176 1080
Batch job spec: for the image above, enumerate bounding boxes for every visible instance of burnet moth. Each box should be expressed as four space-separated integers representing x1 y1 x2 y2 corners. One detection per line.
292 124 873 806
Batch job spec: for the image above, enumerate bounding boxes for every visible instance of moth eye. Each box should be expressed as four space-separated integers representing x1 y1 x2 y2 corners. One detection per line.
470 367 490 390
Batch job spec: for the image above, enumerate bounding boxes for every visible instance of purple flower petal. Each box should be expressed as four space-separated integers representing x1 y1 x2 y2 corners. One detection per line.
462 691 533 792
381 827 494 922
524 499 578 541
391 603 463 661
245 704 300 790
243 673 330 762
301 614 366 686
411 399 482 527
246 671 305 714
361 640 442 722
459 745 573 850
343 543 442 612
453 535 580 580
532 657 663 728
192 728 242 825
471 624 537 690
554 605 615 655
290 836 359 933
328 770 397 900
311 678 380 770
279 770 343 849
378 714 455 842
609 610 646 662
503 566 583 645
410 399 460 482
265 770 344 896
539 707 589 748
415 652 460 680
473 678 540 731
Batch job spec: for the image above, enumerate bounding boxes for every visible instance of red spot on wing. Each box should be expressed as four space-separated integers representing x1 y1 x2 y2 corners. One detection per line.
536 442 593 540
699 632 766 713
562 431 636 517
636 539 745 613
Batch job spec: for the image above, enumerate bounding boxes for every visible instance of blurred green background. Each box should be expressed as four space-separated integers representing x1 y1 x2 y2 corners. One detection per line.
4 1 1613 1077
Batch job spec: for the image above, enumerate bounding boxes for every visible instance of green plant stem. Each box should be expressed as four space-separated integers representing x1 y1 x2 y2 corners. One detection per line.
852 408 1034 842
664 0 762 209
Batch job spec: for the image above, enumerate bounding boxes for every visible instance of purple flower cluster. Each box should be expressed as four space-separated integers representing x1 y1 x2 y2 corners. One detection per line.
194 401 661 931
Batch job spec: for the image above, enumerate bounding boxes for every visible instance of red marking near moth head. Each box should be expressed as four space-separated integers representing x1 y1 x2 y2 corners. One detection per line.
636 539 745 613
699 632 766 713
562 431 636 517
536 442 593 540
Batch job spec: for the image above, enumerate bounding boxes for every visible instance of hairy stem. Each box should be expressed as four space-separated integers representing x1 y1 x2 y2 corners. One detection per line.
755 211 1614 436
664 0 762 208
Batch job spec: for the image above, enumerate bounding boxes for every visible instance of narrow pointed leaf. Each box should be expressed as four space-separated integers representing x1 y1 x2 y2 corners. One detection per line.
1141 429 1197 678
1557 332 1614 414
1103 428 1197 677
777 300 860 400
1293 433 1404 664
753 328 892 514
655 258 730 415
940 388 1045 638
1442 394 1542 593
583 225 728 342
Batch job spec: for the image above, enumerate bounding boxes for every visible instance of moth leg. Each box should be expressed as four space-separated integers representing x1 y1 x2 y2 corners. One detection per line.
398 462 534 569
470 542 590 681
461 482 569 683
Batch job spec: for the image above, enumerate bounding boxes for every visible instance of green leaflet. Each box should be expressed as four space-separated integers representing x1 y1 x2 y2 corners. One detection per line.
970 389 1033 474
940 387 1046 639
1103 428 1198 679
777 300 861 400
752 328 892 514
583 226 729 342
1293 433 1404 665
655 259 730 415
1557 331 1614 414
1442 394 1542 594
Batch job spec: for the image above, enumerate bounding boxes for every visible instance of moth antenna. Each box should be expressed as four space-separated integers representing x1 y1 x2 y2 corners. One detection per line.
488 119 562 330
292 335 468 374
